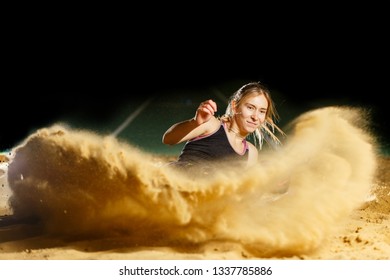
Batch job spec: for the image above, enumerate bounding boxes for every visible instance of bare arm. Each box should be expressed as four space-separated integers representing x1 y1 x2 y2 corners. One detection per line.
162 99 219 145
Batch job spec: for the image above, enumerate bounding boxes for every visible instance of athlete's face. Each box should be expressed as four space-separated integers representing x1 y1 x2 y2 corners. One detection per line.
234 93 268 134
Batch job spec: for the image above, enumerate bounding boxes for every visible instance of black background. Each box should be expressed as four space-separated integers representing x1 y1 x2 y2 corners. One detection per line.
2 10 388 153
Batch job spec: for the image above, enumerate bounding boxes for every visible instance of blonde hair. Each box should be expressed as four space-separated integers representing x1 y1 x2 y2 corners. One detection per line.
222 82 285 149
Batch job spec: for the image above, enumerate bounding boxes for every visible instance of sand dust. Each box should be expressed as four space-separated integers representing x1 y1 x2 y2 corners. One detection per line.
0 106 389 260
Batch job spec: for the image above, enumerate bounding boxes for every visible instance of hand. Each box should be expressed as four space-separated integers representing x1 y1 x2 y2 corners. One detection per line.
194 99 217 124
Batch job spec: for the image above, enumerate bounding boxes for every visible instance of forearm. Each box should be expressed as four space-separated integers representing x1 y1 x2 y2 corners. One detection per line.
162 118 200 145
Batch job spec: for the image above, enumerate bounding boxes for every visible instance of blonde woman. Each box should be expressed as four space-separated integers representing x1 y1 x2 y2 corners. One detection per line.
162 82 284 173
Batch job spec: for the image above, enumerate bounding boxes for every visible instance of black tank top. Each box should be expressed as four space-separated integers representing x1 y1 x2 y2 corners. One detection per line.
177 123 249 165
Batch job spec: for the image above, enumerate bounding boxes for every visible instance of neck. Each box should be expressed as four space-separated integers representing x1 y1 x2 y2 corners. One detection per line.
228 127 246 140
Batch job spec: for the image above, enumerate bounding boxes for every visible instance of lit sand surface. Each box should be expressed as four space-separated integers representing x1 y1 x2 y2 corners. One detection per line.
1 107 389 260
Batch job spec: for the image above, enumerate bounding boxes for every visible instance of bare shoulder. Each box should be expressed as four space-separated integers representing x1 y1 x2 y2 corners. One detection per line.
247 141 258 154
246 142 259 166
203 116 222 134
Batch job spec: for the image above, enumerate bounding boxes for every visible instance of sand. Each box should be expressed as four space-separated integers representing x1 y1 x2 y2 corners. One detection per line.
0 106 389 260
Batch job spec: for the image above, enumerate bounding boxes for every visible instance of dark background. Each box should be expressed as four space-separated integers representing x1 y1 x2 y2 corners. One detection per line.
3 52 388 155
2 10 388 155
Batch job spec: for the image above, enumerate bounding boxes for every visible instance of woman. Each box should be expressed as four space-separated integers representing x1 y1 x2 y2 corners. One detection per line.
162 82 284 174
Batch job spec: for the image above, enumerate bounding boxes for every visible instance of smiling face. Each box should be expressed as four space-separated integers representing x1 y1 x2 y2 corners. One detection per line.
233 93 268 134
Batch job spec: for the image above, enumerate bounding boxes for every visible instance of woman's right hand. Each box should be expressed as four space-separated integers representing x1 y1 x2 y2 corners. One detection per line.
194 99 217 124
